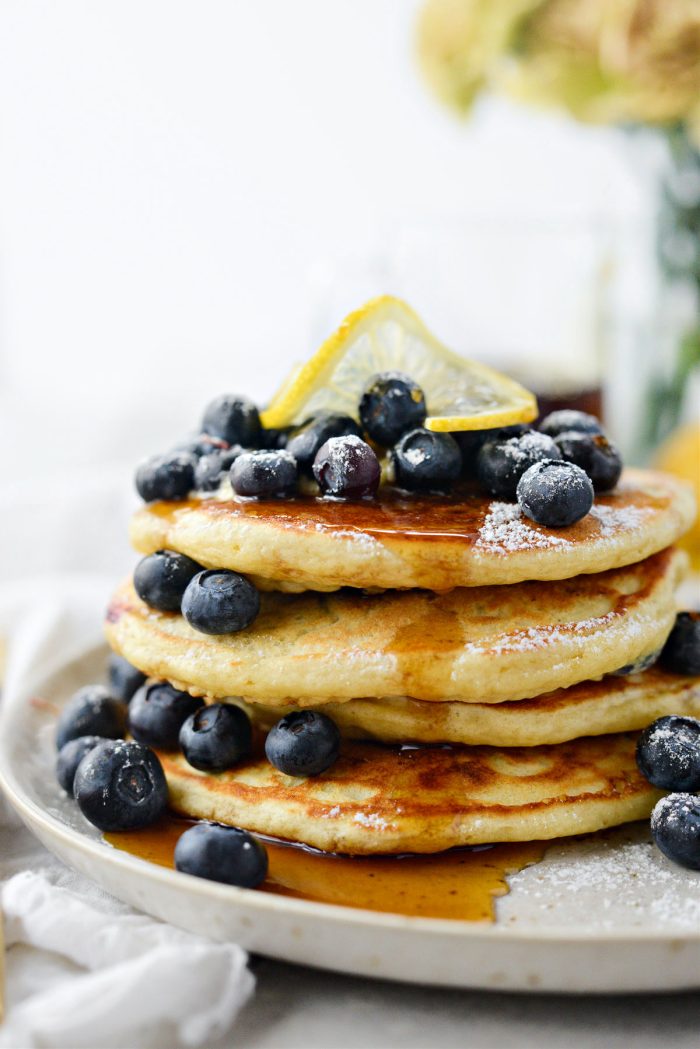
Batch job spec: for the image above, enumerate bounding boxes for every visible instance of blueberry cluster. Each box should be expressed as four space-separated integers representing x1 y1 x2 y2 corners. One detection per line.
635 612 700 869
55 661 267 887
133 385 622 529
473 409 622 528
127 678 340 779
134 383 429 503
134 549 261 635
55 677 169 832
55 654 342 884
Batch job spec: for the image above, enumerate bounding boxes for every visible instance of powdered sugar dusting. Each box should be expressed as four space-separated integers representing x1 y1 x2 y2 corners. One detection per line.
471 611 619 655
651 792 699 834
500 825 700 931
404 447 427 466
476 501 573 553
645 724 700 782
590 503 649 536
500 430 555 464
353 812 390 830
477 497 653 555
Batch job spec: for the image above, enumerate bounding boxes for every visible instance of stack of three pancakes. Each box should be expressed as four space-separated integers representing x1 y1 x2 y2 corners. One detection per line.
106 468 698 855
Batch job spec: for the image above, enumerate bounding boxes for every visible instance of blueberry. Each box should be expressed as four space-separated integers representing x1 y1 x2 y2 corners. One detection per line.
453 425 529 478
73 739 168 832
660 612 700 676
135 452 196 502
554 431 623 492
492 425 530 440
539 410 603 439
128 682 205 749
230 450 298 498
313 435 380 499
172 433 230 459
174 823 268 887
179 703 252 771
452 431 491 476
265 710 341 777
194 447 244 492
260 426 294 450
56 735 104 793
133 549 203 612
286 414 362 476
201 394 261 446
636 715 700 791
516 459 594 527
182 570 260 635
107 654 146 703
651 793 700 870
477 430 558 499
612 648 661 677
393 428 462 491
56 685 127 750
359 372 427 447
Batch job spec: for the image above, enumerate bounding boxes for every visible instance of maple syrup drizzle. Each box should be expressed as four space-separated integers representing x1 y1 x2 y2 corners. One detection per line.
148 480 666 548
105 815 546 921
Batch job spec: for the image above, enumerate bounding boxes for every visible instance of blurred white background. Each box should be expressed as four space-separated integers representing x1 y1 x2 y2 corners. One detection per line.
0 0 656 579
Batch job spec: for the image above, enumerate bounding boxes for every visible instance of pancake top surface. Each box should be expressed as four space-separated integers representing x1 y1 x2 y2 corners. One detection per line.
105 547 685 704
160 733 660 853
130 468 695 590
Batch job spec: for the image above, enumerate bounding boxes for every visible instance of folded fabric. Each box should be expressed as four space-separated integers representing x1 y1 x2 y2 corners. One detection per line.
0 573 255 1048
0 872 253 1049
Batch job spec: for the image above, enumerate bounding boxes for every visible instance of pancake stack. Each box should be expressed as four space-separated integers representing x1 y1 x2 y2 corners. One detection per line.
106 461 699 855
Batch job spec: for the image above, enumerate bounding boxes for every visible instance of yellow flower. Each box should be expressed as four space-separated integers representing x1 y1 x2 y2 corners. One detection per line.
418 0 700 134
416 0 545 114
512 0 700 128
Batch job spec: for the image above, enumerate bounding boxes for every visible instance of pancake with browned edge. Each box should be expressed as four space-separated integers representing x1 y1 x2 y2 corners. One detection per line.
106 547 686 705
130 469 694 592
236 666 700 747
160 733 659 854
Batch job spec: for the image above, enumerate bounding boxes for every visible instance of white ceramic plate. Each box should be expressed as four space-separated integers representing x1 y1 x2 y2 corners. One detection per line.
3 644 700 994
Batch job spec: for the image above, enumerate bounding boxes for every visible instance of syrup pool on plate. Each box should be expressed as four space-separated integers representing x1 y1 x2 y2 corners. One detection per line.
105 815 546 921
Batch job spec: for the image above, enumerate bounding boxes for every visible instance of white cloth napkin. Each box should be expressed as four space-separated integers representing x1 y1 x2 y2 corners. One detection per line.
0 575 255 1048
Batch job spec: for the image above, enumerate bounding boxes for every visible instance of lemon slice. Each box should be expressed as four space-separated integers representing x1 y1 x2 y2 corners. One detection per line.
261 296 537 432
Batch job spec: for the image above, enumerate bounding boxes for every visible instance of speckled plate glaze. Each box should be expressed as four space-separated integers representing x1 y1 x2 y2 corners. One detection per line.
3 644 700 994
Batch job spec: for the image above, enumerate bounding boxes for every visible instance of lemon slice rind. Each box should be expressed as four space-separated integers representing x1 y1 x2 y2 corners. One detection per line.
261 296 537 432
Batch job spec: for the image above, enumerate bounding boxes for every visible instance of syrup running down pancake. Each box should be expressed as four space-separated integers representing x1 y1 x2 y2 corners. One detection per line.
106 547 686 705
130 469 694 592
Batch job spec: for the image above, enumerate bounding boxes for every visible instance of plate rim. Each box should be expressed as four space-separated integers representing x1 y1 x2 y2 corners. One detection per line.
2 705 700 948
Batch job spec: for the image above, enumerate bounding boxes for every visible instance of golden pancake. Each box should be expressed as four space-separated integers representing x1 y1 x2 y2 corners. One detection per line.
129 469 695 592
159 733 660 854
105 548 686 705
237 667 700 747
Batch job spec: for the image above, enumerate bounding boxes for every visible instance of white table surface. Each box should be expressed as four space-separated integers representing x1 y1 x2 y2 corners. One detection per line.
234 956 700 1049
